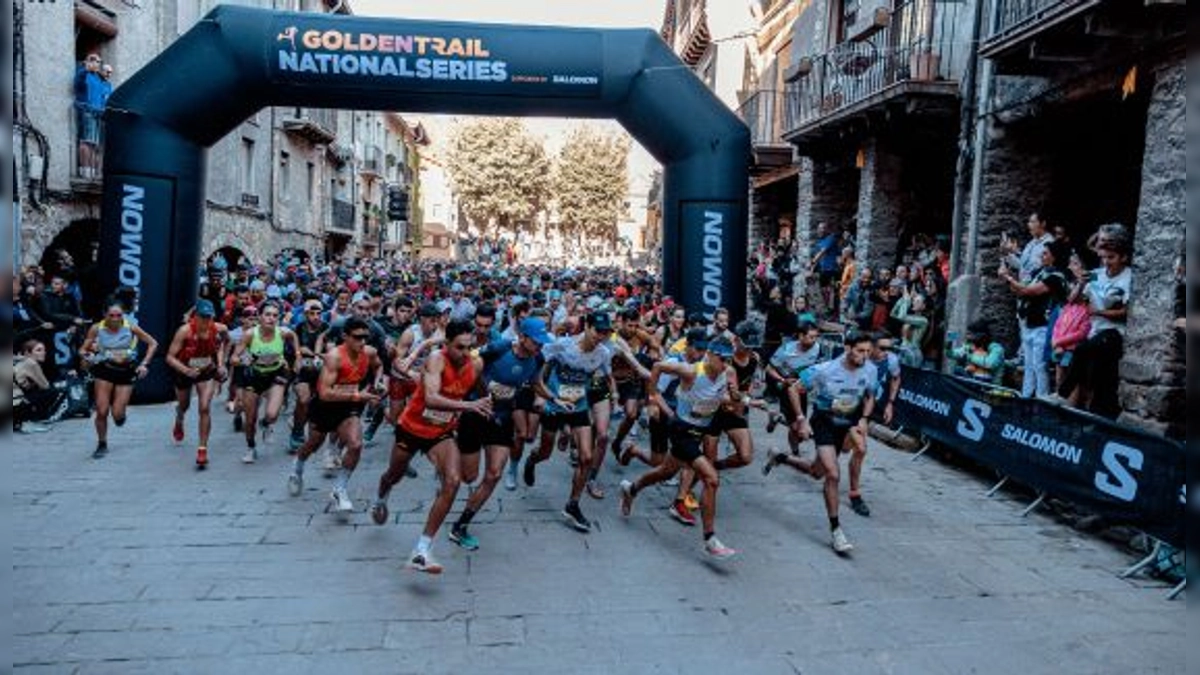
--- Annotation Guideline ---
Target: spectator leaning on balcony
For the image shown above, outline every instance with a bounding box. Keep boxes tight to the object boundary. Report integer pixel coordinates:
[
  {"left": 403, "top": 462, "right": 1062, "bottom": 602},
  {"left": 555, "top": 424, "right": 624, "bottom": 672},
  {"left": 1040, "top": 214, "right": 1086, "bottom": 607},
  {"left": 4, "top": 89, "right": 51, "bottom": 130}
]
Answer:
[
  {"left": 73, "top": 53, "right": 106, "bottom": 179},
  {"left": 1002, "top": 238, "right": 1070, "bottom": 398}
]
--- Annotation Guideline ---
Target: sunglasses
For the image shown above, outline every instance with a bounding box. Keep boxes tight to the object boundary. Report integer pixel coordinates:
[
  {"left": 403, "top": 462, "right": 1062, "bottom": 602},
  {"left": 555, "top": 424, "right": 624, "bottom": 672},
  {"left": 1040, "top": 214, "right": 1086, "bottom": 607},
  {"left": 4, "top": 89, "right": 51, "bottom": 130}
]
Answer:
[{"left": 348, "top": 333, "right": 371, "bottom": 341}]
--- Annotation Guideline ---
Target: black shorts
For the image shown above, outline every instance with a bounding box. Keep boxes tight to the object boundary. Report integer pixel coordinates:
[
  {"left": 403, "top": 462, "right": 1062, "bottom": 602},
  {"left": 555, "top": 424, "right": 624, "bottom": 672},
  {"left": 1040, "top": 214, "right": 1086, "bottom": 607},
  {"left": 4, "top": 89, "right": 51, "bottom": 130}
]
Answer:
[
  {"left": 587, "top": 384, "right": 611, "bottom": 406},
  {"left": 245, "top": 368, "right": 290, "bottom": 395},
  {"left": 457, "top": 411, "right": 516, "bottom": 454},
  {"left": 173, "top": 368, "right": 216, "bottom": 391},
  {"left": 92, "top": 361, "right": 138, "bottom": 386},
  {"left": 780, "top": 390, "right": 809, "bottom": 424},
  {"left": 819, "top": 270, "right": 839, "bottom": 288},
  {"left": 542, "top": 410, "right": 591, "bottom": 433},
  {"left": 616, "top": 379, "right": 645, "bottom": 405},
  {"left": 514, "top": 387, "right": 539, "bottom": 412},
  {"left": 394, "top": 424, "right": 455, "bottom": 455},
  {"left": 668, "top": 420, "right": 708, "bottom": 464},
  {"left": 706, "top": 408, "right": 748, "bottom": 436},
  {"left": 295, "top": 367, "right": 321, "bottom": 388},
  {"left": 810, "top": 412, "right": 857, "bottom": 452},
  {"left": 309, "top": 398, "right": 365, "bottom": 434}
]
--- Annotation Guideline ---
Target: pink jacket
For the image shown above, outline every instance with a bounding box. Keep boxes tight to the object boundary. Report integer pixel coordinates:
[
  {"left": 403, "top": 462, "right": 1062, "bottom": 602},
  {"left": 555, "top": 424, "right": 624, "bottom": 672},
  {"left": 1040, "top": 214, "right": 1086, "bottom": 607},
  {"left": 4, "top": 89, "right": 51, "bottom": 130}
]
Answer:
[{"left": 1052, "top": 303, "right": 1091, "bottom": 351}]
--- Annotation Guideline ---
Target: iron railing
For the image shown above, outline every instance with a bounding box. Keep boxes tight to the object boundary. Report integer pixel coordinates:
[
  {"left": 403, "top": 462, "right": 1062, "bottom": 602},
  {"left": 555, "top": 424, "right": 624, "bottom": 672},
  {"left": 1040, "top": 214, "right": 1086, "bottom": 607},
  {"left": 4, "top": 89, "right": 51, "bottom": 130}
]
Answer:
[
  {"left": 330, "top": 198, "right": 355, "bottom": 232},
  {"left": 737, "top": 88, "right": 796, "bottom": 146},
  {"left": 987, "top": 0, "right": 1088, "bottom": 39},
  {"left": 789, "top": 0, "right": 961, "bottom": 131}
]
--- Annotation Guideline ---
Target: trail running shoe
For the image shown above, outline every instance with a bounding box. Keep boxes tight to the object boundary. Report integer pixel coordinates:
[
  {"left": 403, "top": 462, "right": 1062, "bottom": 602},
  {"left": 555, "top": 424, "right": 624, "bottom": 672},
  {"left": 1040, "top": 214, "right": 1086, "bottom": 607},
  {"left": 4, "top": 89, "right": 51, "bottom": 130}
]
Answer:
[
  {"left": 370, "top": 500, "right": 389, "bottom": 525},
  {"left": 831, "top": 527, "right": 854, "bottom": 555},
  {"left": 287, "top": 472, "right": 303, "bottom": 497},
  {"left": 704, "top": 536, "right": 738, "bottom": 560},
  {"left": 562, "top": 503, "right": 591, "bottom": 533},
  {"left": 331, "top": 487, "right": 354, "bottom": 513},
  {"left": 668, "top": 501, "right": 697, "bottom": 527},
  {"left": 523, "top": 460, "right": 537, "bottom": 487},
  {"left": 173, "top": 417, "right": 185, "bottom": 444},
  {"left": 92, "top": 442, "right": 108, "bottom": 459},
  {"left": 448, "top": 526, "right": 480, "bottom": 551},
  {"left": 766, "top": 411, "right": 784, "bottom": 434},
  {"left": 504, "top": 462, "right": 519, "bottom": 491},
  {"left": 586, "top": 479, "right": 606, "bottom": 500},
  {"left": 195, "top": 447, "right": 208, "bottom": 470},
  {"left": 850, "top": 496, "right": 871, "bottom": 518},
  {"left": 407, "top": 551, "right": 444, "bottom": 575},
  {"left": 683, "top": 492, "right": 700, "bottom": 512},
  {"left": 619, "top": 480, "right": 635, "bottom": 517},
  {"left": 762, "top": 448, "right": 784, "bottom": 476},
  {"left": 242, "top": 447, "right": 257, "bottom": 464}
]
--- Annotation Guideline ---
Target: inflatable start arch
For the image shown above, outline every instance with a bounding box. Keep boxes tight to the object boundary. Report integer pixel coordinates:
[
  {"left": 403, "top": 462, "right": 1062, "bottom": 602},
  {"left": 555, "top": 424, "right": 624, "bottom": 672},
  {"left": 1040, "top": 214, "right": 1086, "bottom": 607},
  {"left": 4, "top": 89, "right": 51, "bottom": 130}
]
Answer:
[{"left": 98, "top": 5, "right": 750, "bottom": 400}]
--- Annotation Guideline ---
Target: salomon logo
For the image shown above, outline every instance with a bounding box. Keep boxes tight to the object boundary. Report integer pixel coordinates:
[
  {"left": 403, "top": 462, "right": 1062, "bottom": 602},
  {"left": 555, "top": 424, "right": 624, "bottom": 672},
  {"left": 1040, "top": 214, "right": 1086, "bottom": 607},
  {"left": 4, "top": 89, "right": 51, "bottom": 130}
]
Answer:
[
  {"left": 118, "top": 184, "right": 145, "bottom": 288},
  {"left": 702, "top": 210, "right": 723, "bottom": 311}
]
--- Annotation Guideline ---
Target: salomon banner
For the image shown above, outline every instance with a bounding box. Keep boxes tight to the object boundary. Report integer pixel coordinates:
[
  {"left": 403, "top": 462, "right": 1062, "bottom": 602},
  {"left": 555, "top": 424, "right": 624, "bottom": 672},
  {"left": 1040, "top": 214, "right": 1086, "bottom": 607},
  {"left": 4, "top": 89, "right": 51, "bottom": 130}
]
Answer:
[
  {"left": 678, "top": 201, "right": 742, "bottom": 319},
  {"left": 892, "top": 366, "right": 1185, "bottom": 548}
]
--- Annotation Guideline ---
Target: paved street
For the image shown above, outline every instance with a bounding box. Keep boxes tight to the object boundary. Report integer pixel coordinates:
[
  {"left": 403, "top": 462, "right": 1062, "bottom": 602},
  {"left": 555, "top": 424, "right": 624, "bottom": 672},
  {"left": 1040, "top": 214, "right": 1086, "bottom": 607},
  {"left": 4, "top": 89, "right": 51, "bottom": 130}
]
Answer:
[{"left": 13, "top": 403, "right": 1184, "bottom": 674}]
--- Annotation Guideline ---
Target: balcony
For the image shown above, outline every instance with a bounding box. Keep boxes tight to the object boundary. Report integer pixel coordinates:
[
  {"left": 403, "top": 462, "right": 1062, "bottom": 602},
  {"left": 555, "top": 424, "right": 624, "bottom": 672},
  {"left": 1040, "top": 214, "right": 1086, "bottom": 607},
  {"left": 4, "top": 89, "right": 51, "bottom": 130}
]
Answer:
[
  {"left": 282, "top": 107, "right": 336, "bottom": 144},
  {"left": 979, "top": 0, "right": 1184, "bottom": 76},
  {"left": 330, "top": 198, "right": 355, "bottom": 233},
  {"left": 71, "top": 105, "right": 104, "bottom": 192},
  {"left": 359, "top": 144, "right": 384, "bottom": 179},
  {"left": 663, "top": 0, "right": 712, "bottom": 66},
  {"left": 783, "top": 0, "right": 963, "bottom": 152},
  {"left": 735, "top": 89, "right": 796, "bottom": 176}
]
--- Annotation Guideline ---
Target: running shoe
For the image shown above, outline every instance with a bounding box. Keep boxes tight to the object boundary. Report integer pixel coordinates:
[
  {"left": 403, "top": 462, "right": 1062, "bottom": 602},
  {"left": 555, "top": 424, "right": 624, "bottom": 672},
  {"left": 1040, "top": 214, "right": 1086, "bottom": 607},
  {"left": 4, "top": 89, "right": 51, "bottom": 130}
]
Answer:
[
  {"left": 523, "top": 460, "right": 537, "bottom": 487},
  {"left": 562, "top": 503, "right": 591, "bottom": 533},
  {"left": 683, "top": 492, "right": 700, "bottom": 512},
  {"left": 288, "top": 430, "right": 305, "bottom": 454},
  {"left": 762, "top": 448, "right": 784, "bottom": 476},
  {"left": 173, "top": 417, "right": 185, "bottom": 444},
  {"left": 766, "top": 411, "right": 784, "bottom": 434},
  {"left": 261, "top": 423, "right": 274, "bottom": 445},
  {"left": 92, "top": 442, "right": 108, "bottom": 459},
  {"left": 664, "top": 475, "right": 680, "bottom": 487},
  {"left": 407, "top": 550, "right": 444, "bottom": 575},
  {"left": 850, "top": 496, "right": 871, "bottom": 518},
  {"left": 617, "top": 443, "right": 636, "bottom": 467},
  {"left": 242, "top": 447, "right": 257, "bottom": 464},
  {"left": 619, "top": 480, "right": 635, "bottom": 517},
  {"left": 287, "top": 472, "right": 303, "bottom": 497},
  {"left": 331, "top": 487, "right": 354, "bottom": 513},
  {"left": 322, "top": 446, "right": 340, "bottom": 477},
  {"left": 586, "top": 479, "right": 606, "bottom": 500},
  {"left": 668, "top": 501, "right": 697, "bottom": 527},
  {"left": 704, "top": 536, "right": 738, "bottom": 560},
  {"left": 195, "top": 447, "right": 208, "bottom": 470},
  {"left": 370, "top": 500, "right": 389, "bottom": 525},
  {"left": 18, "top": 423, "right": 51, "bottom": 434},
  {"left": 831, "top": 527, "right": 854, "bottom": 554},
  {"left": 503, "top": 462, "right": 519, "bottom": 491},
  {"left": 448, "top": 526, "right": 480, "bottom": 551}
]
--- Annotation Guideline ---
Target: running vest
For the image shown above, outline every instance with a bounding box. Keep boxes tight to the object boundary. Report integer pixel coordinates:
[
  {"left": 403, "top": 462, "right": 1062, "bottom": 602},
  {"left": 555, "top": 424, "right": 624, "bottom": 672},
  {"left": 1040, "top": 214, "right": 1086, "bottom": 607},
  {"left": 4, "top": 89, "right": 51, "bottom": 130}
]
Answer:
[
  {"left": 323, "top": 344, "right": 370, "bottom": 399},
  {"left": 249, "top": 327, "right": 285, "bottom": 372},
  {"left": 675, "top": 364, "right": 728, "bottom": 428},
  {"left": 94, "top": 320, "right": 137, "bottom": 364},
  {"left": 399, "top": 351, "right": 477, "bottom": 439},
  {"left": 178, "top": 319, "right": 220, "bottom": 370}
]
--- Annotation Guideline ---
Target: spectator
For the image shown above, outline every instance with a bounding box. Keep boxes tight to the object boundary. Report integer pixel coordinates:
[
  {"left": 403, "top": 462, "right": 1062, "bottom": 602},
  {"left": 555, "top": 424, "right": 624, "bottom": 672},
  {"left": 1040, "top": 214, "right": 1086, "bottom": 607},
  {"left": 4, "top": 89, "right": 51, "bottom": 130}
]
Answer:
[
  {"left": 39, "top": 275, "right": 88, "bottom": 333},
  {"left": 1016, "top": 212, "right": 1055, "bottom": 283},
  {"left": 14, "top": 275, "right": 55, "bottom": 344},
  {"left": 890, "top": 288, "right": 930, "bottom": 368},
  {"left": 1050, "top": 255, "right": 1092, "bottom": 391},
  {"left": 72, "top": 53, "right": 106, "bottom": 179},
  {"left": 1059, "top": 225, "right": 1133, "bottom": 419},
  {"left": 14, "top": 340, "right": 62, "bottom": 433},
  {"left": 838, "top": 246, "right": 857, "bottom": 307},
  {"left": 809, "top": 222, "right": 842, "bottom": 319},
  {"left": 843, "top": 266, "right": 876, "bottom": 329},
  {"left": 949, "top": 320, "right": 1006, "bottom": 384},
  {"left": 1002, "top": 238, "right": 1069, "bottom": 398}
]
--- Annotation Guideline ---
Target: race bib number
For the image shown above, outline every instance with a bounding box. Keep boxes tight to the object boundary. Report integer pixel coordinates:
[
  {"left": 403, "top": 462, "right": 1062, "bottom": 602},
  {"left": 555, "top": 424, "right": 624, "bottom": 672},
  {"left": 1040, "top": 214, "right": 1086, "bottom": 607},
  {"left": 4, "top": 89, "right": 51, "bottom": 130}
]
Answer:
[
  {"left": 187, "top": 357, "right": 213, "bottom": 369},
  {"left": 299, "top": 358, "right": 317, "bottom": 370},
  {"left": 255, "top": 353, "right": 281, "bottom": 367},
  {"left": 831, "top": 395, "right": 859, "bottom": 416},
  {"left": 333, "top": 384, "right": 359, "bottom": 394},
  {"left": 422, "top": 408, "right": 456, "bottom": 426},
  {"left": 488, "top": 382, "right": 516, "bottom": 401},
  {"left": 691, "top": 399, "right": 721, "bottom": 419},
  {"left": 106, "top": 349, "right": 130, "bottom": 364},
  {"left": 558, "top": 384, "right": 586, "bottom": 402}
]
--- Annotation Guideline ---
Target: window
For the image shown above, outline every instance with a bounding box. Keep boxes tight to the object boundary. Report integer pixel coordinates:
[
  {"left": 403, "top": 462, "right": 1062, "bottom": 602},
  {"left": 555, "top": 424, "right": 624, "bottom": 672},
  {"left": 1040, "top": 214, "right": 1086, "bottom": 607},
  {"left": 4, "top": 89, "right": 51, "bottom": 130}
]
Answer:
[
  {"left": 306, "top": 161, "right": 316, "bottom": 205},
  {"left": 279, "top": 151, "right": 291, "bottom": 200},
  {"left": 241, "top": 138, "right": 256, "bottom": 196}
]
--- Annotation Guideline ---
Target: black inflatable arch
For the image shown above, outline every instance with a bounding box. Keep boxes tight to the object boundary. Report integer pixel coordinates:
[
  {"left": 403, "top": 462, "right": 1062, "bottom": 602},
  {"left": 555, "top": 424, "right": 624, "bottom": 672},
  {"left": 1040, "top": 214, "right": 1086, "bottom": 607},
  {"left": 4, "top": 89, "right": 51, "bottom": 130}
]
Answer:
[{"left": 98, "top": 5, "right": 750, "bottom": 401}]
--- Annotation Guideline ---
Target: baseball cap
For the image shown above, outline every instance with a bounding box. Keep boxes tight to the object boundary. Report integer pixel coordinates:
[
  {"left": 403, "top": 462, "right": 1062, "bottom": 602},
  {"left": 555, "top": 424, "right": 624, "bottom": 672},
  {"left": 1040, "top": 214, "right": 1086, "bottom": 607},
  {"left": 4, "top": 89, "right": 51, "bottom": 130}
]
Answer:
[
  {"left": 707, "top": 337, "right": 735, "bottom": 358},
  {"left": 518, "top": 317, "right": 552, "bottom": 345},
  {"left": 451, "top": 282, "right": 465, "bottom": 293},
  {"left": 304, "top": 299, "right": 324, "bottom": 313},
  {"left": 195, "top": 299, "right": 216, "bottom": 318},
  {"left": 418, "top": 302, "right": 440, "bottom": 318},
  {"left": 587, "top": 311, "right": 614, "bottom": 332},
  {"left": 685, "top": 328, "right": 709, "bottom": 351}
]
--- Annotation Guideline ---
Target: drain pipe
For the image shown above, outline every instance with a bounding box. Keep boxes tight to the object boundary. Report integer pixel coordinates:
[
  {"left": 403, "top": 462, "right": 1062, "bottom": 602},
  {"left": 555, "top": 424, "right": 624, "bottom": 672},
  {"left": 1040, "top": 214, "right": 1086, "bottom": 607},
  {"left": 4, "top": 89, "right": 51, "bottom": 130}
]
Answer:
[{"left": 948, "top": 0, "right": 991, "bottom": 280}]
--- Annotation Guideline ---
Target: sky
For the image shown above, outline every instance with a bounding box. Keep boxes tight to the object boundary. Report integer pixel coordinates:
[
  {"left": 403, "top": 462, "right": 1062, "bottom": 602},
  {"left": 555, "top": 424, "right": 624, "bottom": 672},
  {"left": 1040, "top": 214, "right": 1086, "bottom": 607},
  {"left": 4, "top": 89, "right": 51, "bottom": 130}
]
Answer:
[{"left": 349, "top": 0, "right": 667, "bottom": 193}]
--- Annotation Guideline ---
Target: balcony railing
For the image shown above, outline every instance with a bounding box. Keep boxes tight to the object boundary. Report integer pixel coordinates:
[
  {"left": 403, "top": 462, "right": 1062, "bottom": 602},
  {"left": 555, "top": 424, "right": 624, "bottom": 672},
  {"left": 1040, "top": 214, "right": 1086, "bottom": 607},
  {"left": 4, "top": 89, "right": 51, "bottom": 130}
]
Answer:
[
  {"left": 73, "top": 104, "right": 104, "bottom": 182},
  {"left": 359, "top": 144, "right": 384, "bottom": 178},
  {"left": 330, "top": 197, "right": 355, "bottom": 232},
  {"left": 988, "top": 0, "right": 1089, "bottom": 39},
  {"left": 737, "top": 89, "right": 793, "bottom": 147},
  {"left": 789, "top": 0, "right": 961, "bottom": 131},
  {"left": 282, "top": 107, "right": 337, "bottom": 144}
]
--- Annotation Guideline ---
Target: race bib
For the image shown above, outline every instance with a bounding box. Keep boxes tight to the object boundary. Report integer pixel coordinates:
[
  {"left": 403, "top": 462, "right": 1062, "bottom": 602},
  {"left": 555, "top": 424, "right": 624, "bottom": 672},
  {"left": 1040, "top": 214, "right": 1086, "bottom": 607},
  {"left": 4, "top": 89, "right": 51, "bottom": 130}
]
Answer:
[
  {"left": 691, "top": 399, "right": 721, "bottom": 419},
  {"left": 187, "top": 357, "right": 213, "bottom": 369},
  {"left": 255, "top": 353, "right": 281, "bottom": 367},
  {"left": 488, "top": 382, "right": 516, "bottom": 401},
  {"left": 422, "top": 408, "right": 456, "bottom": 426},
  {"left": 106, "top": 349, "right": 130, "bottom": 364},
  {"left": 299, "top": 358, "right": 317, "bottom": 370},
  {"left": 558, "top": 384, "right": 586, "bottom": 402},
  {"left": 831, "top": 395, "right": 859, "bottom": 416},
  {"left": 333, "top": 384, "right": 359, "bottom": 394}
]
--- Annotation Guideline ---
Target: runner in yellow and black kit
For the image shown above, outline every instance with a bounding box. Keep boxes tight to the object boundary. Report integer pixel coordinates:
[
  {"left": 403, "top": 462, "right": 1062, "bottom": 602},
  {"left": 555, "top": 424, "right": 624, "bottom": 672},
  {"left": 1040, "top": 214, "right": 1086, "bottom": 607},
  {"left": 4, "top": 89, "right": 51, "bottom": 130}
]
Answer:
[{"left": 231, "top": 302, "right": 300, "bottom": 464}]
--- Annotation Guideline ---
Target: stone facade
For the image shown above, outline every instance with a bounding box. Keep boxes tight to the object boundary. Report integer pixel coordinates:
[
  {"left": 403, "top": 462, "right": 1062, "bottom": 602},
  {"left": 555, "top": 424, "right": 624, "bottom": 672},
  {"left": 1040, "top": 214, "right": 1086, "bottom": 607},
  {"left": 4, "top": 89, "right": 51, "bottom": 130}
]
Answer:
[
  {"left": 1118, "top": 58, "right": 1185, "bottom": 438},
  {"left": 855, "top": 138, "right": 904, "bottom": 275},
  {"left": 793, "top": 155, "right": 859, "bottom": 299}
]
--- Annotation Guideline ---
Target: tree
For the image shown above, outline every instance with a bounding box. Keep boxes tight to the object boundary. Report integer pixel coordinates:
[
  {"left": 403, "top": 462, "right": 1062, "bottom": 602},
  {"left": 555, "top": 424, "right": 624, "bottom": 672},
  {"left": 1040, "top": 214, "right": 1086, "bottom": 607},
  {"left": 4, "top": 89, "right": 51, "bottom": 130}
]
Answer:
[
  {"left": 445, "top": 118, "right": 550, "bottom": 236},
  {"left": 552, "top": 127, "right": 631, "bottom": 250}
]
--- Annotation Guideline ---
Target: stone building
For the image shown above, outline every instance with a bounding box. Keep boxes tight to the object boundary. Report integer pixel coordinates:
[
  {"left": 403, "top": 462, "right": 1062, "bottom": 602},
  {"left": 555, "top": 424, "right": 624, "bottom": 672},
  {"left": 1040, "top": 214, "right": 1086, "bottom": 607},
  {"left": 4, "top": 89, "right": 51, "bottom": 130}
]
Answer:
[
  {"left": 956, "top": 0, "right": 1185, "bottom": 437},
  {"left": 13, "top": 0, "right": 426, "bottom": 285}
]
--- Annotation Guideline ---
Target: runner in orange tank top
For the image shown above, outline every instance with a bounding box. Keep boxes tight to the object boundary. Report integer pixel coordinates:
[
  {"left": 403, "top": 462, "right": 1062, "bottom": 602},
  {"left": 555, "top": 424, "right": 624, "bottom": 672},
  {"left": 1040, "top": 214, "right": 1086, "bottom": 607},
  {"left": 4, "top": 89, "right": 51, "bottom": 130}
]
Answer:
[
  {"left": 372, "top": 319, "right": 492, "bottom": 575},
  {"left": 165, "top": 300, "right": 230, "bottom": 469},
  {"left": 287, "top": 317, "right": 383, "bottom": 516}
]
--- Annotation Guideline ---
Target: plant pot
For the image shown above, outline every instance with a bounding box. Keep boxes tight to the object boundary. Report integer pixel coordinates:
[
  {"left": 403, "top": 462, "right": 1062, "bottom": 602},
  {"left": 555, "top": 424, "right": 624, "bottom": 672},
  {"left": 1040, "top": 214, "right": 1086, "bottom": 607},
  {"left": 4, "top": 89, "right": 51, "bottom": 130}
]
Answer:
[{"left": 909, "top": 51, "right": 941, "bottom": 81}]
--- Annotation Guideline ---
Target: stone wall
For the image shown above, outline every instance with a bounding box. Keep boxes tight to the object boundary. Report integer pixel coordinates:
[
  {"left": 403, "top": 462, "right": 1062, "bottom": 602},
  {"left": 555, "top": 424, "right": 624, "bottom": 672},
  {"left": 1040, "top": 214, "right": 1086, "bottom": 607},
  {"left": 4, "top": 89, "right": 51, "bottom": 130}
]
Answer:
[
  {"left": 1118, "top": 58, "right": 1185, "bottom": 439},
  {"left": 203, "top": 205, "right": 324, "bottom": 267},
  {"left": 794, "top": 154, "right": 858, "bottom": 299},
  {"left": 855, "top": 138, "right": 905, "bottom": 274}
]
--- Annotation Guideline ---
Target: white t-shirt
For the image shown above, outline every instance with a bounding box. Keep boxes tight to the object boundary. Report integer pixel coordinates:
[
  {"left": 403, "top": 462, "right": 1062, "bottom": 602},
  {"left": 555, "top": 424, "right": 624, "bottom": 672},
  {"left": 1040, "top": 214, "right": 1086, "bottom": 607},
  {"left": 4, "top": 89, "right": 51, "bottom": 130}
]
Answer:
[{"left": 1085, "top": 266, "right": 1132, "bottom": 337}]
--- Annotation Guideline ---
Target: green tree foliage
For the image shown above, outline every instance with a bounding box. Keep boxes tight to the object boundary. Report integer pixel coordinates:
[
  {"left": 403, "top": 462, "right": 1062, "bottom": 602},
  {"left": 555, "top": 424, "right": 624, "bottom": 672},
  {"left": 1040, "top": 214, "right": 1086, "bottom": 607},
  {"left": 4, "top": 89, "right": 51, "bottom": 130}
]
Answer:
[
  {"left": 446, "top": 118, "right": 550, "bottom": 235},
  {"left": 553, "top": 127, "right": 631, "bottom": 247}
]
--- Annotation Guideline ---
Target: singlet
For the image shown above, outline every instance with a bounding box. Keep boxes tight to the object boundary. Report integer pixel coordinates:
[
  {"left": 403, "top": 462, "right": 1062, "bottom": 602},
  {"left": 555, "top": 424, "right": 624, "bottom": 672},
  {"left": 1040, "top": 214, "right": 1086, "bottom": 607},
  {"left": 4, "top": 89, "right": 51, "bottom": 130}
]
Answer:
[
  {"left": 95, "top": 320, "right": 137, "bottom": 365},
  {"left": 321, "top": 344, "right": 370, "bottom": 400},
  {"left": 731, "top": 352, "right": 760, "bottom": 395},
  {"left": 294, "top": 320, "right": 327, "bottom": 371},
  {"left": 870, "top": 352, "right": 901, "bottom": 400},
  {"left": 398, "top": 351, "right": 478, "bottom": 439},
  {"left": 770, "top": 340, "right": 822, "bottom": 378},
  {"left": 675, "top": 363, "right": 729, "bottom": 428},
  {"left": 542, "top": 336, "right": 612, "bottom": 414},
  {"left": 610, "top": 332, "right": 652, "bottom": 383},
  {"left": 809, "top": 358, "right": 879, "bottom": 425},
  {"left": 476, "top": 340, "right": 543, "bottom": 419},
  {"left": 249, "top": 327, "right": 285, "bottom": 372},
  {"left": 178, "top": 319, "right": 219, "bottom": 369}
]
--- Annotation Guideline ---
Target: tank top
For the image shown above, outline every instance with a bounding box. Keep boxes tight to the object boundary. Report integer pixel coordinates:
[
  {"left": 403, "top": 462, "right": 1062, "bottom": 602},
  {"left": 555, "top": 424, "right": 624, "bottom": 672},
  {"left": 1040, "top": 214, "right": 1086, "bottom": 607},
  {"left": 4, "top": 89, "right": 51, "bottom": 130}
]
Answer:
[
  {"left": 178, "top": 319, "right": 220, "bottom": 369},
  {"left": 731, "top": 352, "right": 759, "bottom": 394},
  {"left": 675, "top": 364, "right": 728, "bottom": 428},
  {"left": 95, "top": 320, "right": 137, "bottom": 365},
  {"left": 323, "top": 344, "right": 369, "bottom": 399},
  {"left": 249, "top": 327, "right": 285, "bottom": 372},
  {"left": 399, "top": 351, "right": 477, "bottom": 439}
]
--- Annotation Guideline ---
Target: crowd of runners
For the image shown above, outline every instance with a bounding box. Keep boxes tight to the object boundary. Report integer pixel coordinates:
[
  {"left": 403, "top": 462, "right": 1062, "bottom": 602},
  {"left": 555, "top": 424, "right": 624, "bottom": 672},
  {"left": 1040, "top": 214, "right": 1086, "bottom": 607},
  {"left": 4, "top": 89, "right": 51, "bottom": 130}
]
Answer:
[{"left": 81, "top": 256, "right": 903, "bottom": 574}]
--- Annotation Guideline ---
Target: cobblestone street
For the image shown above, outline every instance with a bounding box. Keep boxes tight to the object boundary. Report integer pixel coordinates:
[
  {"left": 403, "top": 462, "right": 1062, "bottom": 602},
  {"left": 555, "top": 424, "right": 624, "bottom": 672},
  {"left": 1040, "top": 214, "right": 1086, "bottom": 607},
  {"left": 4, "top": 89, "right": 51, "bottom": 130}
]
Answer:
[{"left": 12, "top": 404, "right": 1185, "bottom": 674}]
